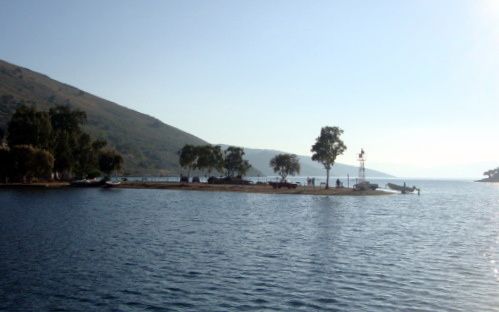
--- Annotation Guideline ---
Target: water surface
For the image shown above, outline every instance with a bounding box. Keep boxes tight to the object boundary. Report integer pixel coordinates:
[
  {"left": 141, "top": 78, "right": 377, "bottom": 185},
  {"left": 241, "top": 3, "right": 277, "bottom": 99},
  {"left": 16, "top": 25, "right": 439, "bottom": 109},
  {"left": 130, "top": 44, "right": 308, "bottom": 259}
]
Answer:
[{"left": 0, "top": 180, "right": 498, "bottom": 311}]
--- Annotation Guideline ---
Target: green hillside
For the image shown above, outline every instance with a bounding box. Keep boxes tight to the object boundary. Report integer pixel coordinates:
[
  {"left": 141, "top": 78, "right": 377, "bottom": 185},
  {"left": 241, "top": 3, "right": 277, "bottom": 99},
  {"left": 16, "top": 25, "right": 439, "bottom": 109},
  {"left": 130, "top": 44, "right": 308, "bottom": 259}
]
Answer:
[{"left": 0, "top": 59, "right": 207, "bottom": 175}]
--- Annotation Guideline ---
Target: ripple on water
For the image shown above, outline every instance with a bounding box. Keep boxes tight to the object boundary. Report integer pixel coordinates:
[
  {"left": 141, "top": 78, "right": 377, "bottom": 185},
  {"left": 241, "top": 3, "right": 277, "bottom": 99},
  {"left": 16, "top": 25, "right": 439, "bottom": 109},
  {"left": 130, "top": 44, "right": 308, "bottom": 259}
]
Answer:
[{"left": 0, "top": 182, "right": 498, "bottom": 311}]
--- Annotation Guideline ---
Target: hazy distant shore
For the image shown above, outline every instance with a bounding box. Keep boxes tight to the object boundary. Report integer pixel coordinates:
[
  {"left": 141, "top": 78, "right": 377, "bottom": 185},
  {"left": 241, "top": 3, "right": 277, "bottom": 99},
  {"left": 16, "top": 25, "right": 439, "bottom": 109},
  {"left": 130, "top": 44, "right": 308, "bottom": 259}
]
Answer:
[
  {"left": 476, "top": 177, "right": 499, "bottom": 182},
  {"left": 117, "top": 182, "right": 390, "bottom": 196}
]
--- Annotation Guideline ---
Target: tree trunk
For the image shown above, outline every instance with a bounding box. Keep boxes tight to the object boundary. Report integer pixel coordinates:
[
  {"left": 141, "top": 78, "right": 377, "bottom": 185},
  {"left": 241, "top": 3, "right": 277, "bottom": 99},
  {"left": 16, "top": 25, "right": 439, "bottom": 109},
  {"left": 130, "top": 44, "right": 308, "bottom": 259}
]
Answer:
[{"left": 325, "top": 168, "right": 330, "bottom": 189}]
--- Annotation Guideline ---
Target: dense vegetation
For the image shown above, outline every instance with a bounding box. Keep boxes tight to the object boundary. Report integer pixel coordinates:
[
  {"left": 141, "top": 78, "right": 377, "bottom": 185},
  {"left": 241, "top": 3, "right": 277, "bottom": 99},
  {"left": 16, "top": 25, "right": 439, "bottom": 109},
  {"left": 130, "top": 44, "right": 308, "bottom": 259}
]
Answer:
[
  {"left": 178, "top": 144, "right": 251, "bottom": 179},
  {"left": 0, "top": 59, "right": 206, "bottom": 175},
  {"left": 0, "top": 105, "right": 122, "bottom": 183}
]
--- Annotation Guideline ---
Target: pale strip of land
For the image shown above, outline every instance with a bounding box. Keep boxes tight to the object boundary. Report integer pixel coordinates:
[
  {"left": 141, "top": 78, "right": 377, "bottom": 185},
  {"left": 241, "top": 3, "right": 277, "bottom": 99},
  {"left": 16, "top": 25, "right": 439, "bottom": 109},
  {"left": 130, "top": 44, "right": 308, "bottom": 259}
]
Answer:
[{"left": 117, "top": 182, "right": 390, "bottom": 196}]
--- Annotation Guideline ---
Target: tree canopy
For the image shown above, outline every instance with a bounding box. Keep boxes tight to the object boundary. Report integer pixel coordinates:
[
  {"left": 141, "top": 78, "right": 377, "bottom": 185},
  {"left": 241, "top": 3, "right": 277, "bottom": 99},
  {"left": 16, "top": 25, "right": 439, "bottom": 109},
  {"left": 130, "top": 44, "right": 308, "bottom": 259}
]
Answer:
[
  {"left": 311, "top": 126, "right": 346, "bottom": 189},
  {"left": 195, "top": 145, "right": 224, "bottom": 176},
  {"left": 98, "top": 149, "right": 123, "bottom": 177},
  {"left": 1, "top": 104, "right": 120, "bottom": 183},
  {"left": 178, "top": 144, "right": 251, "bottom": 179},
  {"left": 7, "top": 105, "right": 52, "bottom": 150},
  {"left": 224, "top": 146, "right": 251, "bottom": 177},
  {"left": 270, "top": 153, "right": 300, "bottom": 182}
]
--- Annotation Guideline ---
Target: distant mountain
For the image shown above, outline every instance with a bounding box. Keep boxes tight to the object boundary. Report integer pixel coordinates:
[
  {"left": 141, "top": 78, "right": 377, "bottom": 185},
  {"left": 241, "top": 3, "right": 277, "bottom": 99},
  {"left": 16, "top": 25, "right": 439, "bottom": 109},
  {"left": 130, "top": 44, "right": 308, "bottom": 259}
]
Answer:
[
  {"left": 0, "top": 59, "right": 210, "bottom": 175},
  {"left": 222, "top": 146, "right": 393, "bottom": 178}
]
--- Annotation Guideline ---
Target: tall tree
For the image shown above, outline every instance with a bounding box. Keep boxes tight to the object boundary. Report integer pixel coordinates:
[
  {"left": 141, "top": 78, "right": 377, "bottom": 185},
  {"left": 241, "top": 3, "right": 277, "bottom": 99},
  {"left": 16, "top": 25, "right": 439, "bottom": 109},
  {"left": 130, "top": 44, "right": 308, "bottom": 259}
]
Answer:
[
  {"left": 270, "top": 153, "right": 301, "bottom": 182},
  {"left": 0, "top": 147, "right": 13, "bottom": 183},
  {"left": 73, "top": 133, "right": 98, "bottom": 179},
  {"left": 9, "top": 145, "right": 36, "bottom": 183},
  {"left": 196, "top": 145, "right": 224, "bottom": 176},
  {"left": 49, "top": 105, "right": 87, "bottom": 178},
  {"left": 7, "top": 105, "right": 52, "bottom": 149},
  {"left": 49, "top": 105, "right": 86, "bottom": 133},
  {"left": 224, "top": 146, "right": 251, "bottom": 177},
  {"left": 31, "top": 149, "right": 55, "bottom": 179},
  {"left": 98, "top": 149, "right": 123, "bottom": 177},
  {"left": 178, "top": 144, "right": 198, "bottom": 177},
  {"left": 311, "top": 126, "right": 346, "bottom": 189}
]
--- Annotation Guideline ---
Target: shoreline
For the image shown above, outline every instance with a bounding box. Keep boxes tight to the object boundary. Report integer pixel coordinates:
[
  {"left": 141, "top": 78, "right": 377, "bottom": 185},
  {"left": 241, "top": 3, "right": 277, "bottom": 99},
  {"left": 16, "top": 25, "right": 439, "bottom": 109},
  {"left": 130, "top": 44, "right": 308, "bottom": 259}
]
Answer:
[
  {"left": 0, "top": 181, "right": 391, "bottom": 196},
  {"left": 117, "top": 182, "right": 391, "bottom": 196}
]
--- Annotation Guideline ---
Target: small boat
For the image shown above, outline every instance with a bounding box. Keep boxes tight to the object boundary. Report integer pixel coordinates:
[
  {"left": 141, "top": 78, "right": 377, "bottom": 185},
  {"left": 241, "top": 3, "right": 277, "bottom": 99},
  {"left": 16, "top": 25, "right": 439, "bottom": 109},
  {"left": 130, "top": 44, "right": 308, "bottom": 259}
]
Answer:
[
  {"left": 103, "top": 180, "right": 121, "bottom": 188},
  {"left": 71, "top": 178, "right": 105, "bottom": 187},
  {"left": 386, "top": 182, "right": 418, "bottom": 194}
]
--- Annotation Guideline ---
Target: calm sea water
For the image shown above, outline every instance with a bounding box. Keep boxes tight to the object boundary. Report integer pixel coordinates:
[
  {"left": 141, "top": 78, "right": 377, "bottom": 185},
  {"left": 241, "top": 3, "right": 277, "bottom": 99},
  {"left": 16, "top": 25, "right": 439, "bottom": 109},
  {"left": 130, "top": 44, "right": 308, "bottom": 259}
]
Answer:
[{"left": 0, "top": 180, "right": 498, "bottom": 311}]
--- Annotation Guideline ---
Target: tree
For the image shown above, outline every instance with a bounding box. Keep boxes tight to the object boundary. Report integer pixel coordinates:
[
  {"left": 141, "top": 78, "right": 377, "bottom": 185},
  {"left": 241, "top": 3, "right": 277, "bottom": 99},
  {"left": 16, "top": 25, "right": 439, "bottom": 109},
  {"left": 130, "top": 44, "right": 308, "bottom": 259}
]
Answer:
[
  {"left": 0, "top": 127, "right": 4, "bottom": 144},
  {"left": 196, "top": 145, "right": 224, "bottom": 176},
  {"left": 31, "top": 149, "right": 55, "bottom": 179},
  {"left": 8, "top": 145, "right": 54, "bottom": 182},
  {"left": 98, "top": 149, "right": 123, "bottom": 177},
  {"left": 7, "top": 105, "right": 52, "bottom": 149},
  {"left": 49, "top": 105, "right": 87, "bottom": 178},
  {"left": 49, "top": 105, "right": 86, "bottom": 133},
  {"left": 270, "top": 153, "right": 301, "bottom": 182},
  {"left": 0, "top": 147, "right": 13, "bottom": 183},
  {"left": 224, "top": 146, "right": 251, "bottom": 177},
  {"left": 52, "top": 130, "right": 73, "bottom": 179},
  {"left": 311, "top": 126, "right": 347, "bottom": 189},
  {"left": 73, "top": 133, "right": 95, "bottom": 179},
  {"left": 178, "top": 144, "right": 198, "bottom": 177},
  {"left": 484, "top": 168, "right": 499, "bottom": 179}
]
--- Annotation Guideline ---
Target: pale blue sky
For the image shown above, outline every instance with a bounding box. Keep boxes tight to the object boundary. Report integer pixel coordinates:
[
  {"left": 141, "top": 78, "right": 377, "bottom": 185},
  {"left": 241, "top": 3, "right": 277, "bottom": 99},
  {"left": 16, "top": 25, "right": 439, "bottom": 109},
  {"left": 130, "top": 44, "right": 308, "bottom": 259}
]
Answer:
[{"left": 1, "top": 0, "right": 499, "bottom": 178}]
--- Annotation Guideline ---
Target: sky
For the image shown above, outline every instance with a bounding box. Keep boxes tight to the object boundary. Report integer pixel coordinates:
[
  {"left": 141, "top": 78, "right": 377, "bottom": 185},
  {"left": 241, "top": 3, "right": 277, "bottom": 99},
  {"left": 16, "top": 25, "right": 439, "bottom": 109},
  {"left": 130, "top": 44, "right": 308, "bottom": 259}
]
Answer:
[{"left": 1, "top": 0, "right": 499, "bottom": 178}]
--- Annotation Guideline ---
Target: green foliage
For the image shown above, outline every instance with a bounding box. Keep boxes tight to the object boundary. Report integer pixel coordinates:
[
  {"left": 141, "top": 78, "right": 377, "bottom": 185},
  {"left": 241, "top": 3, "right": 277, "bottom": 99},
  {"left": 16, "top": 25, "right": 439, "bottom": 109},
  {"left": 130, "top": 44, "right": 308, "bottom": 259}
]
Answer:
[
  {"left": 224, "top": 146, "right": 251, "bottom": 177},
  {"left": 8, "top": 145, "right": 54, "bottom": 182},
  {"left": 178, "top": 144, "right": 252, "bottom": 178},
  {"left": 49, "top": 105, "right": 86, "bottom": 132},
  {"left": 179, "top": 144, "right": 198, "bottom": 177},
  {"left": 270, "top": 153, "right": 300, "bottom": 182},
  {"left": 0, "top": 147, "right": 13, "bottom": 182},
  {"left": 1, "top": 103, "right": 116, "bottom": 181},
  {"left": 32, "top": 148, "right": 55, "bottom": 178},
  {"left": 7, "top": 105, "right": 52, "bottom": 149},
  {"left": 99, "top": 149, "right": 123, "bottom": 176},
  {"left": 195, "top": 145, "right": 224, "bottom": 176},
  {"left": 311, "top": 126, "right": 347, "bottom": 189}
]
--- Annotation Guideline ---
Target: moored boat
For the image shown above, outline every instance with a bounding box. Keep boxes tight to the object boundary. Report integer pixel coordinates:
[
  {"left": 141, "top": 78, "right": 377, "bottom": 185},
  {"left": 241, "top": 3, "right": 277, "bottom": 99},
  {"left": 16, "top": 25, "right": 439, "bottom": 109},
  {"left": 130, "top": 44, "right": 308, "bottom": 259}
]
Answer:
[
  {"left": 386, "top": 182, "right": 418, "bottom": 194},
  {"left": 103, "top": 180, "right": 121, "bottom": 188}
]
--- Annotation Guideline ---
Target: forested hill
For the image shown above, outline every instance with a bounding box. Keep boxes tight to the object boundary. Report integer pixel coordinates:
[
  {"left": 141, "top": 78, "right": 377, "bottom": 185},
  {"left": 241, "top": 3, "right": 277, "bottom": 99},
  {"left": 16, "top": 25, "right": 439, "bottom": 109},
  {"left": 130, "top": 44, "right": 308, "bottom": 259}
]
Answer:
[{"left": 0, "top": 59, "right": 207, "bottom": 175}]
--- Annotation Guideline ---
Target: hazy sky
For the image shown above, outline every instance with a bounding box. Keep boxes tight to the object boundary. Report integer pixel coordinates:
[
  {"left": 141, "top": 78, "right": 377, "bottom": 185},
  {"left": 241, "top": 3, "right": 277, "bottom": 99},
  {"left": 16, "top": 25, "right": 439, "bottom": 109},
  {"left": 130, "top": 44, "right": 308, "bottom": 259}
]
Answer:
[{"left": 1, "top": 0, "right": 499, "bottom": 178}]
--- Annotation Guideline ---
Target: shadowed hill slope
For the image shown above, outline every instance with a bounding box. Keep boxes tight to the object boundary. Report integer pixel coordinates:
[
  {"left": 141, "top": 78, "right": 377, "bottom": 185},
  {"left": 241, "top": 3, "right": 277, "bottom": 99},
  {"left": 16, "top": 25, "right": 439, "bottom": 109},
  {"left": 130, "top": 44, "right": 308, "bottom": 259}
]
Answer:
[{"left": 0, "top": 59, "right": 207, "bottom": 175}]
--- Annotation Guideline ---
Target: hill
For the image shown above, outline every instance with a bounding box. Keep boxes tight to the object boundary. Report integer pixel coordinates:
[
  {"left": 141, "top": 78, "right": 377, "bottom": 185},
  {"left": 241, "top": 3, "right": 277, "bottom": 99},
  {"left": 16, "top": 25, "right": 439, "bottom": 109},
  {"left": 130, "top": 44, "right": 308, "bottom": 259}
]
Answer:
[
  {"left": 0, "top": 59, "right": 391, "bottom": 178},
  {"left": 0, "top": 59, "right": 211, "bottom": 175},
  {"left": 222, "top": 146, "right": 393, "bottom": 177}
]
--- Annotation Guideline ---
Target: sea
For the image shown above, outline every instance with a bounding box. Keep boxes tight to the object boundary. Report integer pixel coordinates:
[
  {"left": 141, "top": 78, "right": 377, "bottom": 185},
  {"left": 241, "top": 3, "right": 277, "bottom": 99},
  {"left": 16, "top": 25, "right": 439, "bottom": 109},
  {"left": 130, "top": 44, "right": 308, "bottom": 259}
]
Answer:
[{"left": 0, "top": 179, "right": 498, "bottom": 311}]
